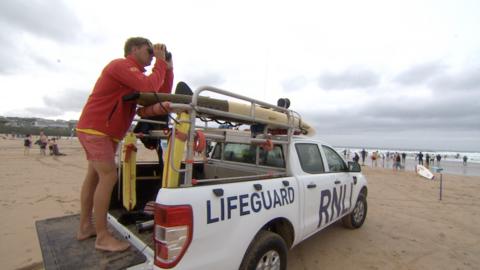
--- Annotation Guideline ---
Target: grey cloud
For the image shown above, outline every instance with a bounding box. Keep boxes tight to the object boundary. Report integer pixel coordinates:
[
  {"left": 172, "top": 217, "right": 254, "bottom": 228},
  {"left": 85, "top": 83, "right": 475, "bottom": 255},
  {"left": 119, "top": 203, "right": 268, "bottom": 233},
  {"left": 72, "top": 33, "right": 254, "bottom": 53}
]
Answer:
[
  {"left": 281, "top": 76, "right": 308, "bottom": 92},
  {"left": 318, "top": 67, "right": 380, "bottom": 90},
  {"left": 394, "top": 62, "right": 480, "bottom": 92},
  {"left": 0, "top": 27, "right": 23, "bottom": 74},
  {"left": 429, "top": 67, "right": 480, "bottom": 92},
  {"left": 394, "top": 61, "right": 447, "bottom": 85},
  {"left": 24, "top": 107, "right": 63, "bottom": 118},
  {"left": 362, "top": 93, "right": 480, "bottom": 119},
  {"left": 319, "top": 130, "right": 480, "bottom": 152},
  {"left": 304, "top": 92, "right": 480, "bottom": 133},
  {"left": 305, "top": 110, "right": 479, "bottom": 137},
  {"left": 22, "top": 89, "right": 88, "bottom": 118},
  {"left": 187, "top": 72, "right": 226, "bottom": 89},
  {"left": 0, "top": 1, "right": 85, "bottom": 74},
  {"left": 29, "top": 54, "right": 62, "bottom": 71},
  {"left": 42, "top": 89, "right": 89, "bottom": 112},
  {"left": 0, "top": 0, "right": 82, "bottom": 42},
  {"left": 301, "top": 61, "right": 480, "bottom": 151}
]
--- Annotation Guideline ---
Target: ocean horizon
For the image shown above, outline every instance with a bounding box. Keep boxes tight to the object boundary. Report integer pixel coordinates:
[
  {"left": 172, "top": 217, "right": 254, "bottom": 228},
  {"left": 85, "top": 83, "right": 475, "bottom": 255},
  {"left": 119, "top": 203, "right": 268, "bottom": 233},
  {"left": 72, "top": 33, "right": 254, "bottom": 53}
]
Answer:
[{"left": 334, "top": 146, "right": 480, "bottom": 164}]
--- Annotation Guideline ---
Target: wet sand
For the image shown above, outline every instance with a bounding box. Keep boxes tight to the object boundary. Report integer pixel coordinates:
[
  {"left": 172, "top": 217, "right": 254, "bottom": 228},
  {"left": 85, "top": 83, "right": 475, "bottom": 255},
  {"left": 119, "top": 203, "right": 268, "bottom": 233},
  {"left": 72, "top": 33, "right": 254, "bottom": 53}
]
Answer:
[{"left": 0, "top": 138, "right": 479, "bottom": 270}]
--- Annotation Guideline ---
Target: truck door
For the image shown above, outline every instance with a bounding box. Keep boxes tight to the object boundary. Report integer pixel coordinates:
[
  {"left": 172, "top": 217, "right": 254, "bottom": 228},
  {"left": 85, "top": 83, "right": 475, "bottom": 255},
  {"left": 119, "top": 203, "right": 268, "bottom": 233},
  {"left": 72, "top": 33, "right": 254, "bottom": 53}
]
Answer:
[
  {"left": 294, "top": 143, "right": 335, "bottom": 239},
  {"left": 321, "top": 145, "right": 354, "bottom": 223}
]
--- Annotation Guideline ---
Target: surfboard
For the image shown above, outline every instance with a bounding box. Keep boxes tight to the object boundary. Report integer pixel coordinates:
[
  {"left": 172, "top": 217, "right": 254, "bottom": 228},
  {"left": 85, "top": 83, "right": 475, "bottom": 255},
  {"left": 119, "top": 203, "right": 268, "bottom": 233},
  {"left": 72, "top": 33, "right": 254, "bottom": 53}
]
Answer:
[
  {"left": 124, "top": 92, "right": 315, "bottom": 136},
  {"left": 162, "top": 112, "right": 190, "bottom": 188},
  {"left": 122, "top": 132, "right": 137, "bottom": 210},
  {"left": 416, "top": 165, "right": 435, "bottom": 180}
]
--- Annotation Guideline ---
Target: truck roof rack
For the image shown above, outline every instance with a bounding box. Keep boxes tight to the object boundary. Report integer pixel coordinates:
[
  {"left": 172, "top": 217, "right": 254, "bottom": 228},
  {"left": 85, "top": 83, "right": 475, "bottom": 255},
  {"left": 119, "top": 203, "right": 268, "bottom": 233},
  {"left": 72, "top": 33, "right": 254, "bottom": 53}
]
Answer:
[{"left": 130, "top": 86, "right": 307, "bottom": 187}]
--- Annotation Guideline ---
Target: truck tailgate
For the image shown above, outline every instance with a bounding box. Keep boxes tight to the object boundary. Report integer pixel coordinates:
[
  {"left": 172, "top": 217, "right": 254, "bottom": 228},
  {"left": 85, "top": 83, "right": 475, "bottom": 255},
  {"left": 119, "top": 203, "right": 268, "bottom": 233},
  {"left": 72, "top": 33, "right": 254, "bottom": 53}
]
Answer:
[{"left": 35, "top": 214, "right": 146, "bottom": 270}]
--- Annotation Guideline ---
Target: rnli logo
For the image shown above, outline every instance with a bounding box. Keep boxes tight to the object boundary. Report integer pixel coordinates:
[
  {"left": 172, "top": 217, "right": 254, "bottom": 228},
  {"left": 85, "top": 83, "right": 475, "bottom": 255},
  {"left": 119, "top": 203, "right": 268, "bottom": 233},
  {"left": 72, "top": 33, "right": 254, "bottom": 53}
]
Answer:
[{"left": 129, "top": 67, "right": 139, "bottom": 72}]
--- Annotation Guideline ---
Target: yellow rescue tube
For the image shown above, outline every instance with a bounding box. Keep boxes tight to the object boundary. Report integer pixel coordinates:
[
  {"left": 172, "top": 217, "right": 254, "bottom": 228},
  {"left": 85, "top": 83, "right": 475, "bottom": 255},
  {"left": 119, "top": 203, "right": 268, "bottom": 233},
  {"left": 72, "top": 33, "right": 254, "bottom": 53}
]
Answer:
[
  {"left": 162, "top": 112, "right": 190, "bottom": 188},
  {"left": 122, "top": 132, "right": 137, "bottom": 210}
]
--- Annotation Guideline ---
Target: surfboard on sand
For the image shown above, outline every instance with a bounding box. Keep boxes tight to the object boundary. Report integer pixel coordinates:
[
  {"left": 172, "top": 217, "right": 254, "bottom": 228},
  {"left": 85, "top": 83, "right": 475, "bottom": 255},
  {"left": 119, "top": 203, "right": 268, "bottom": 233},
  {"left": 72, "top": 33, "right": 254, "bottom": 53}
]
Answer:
[
  {"left": 123, "top": 92, "right": 315, "bottom": 137},
  {"left": 416, "top": 165, "right": 435, "bottom": 180}
]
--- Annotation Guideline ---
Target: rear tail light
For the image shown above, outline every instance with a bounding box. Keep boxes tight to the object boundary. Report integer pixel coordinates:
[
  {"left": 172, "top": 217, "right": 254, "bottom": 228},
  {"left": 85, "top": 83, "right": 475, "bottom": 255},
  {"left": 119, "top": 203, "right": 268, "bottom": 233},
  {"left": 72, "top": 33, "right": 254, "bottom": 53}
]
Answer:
[{"left": 154, "top": 204, "right": 193, "bottom": 268}]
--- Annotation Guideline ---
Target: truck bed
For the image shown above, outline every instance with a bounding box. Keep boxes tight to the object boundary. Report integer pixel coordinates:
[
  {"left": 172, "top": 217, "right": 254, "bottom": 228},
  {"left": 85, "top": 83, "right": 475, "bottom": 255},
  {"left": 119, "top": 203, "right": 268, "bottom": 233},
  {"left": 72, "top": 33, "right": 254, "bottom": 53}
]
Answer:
[
  {"left": 108, "top": 208, "right": 155, "bottom": 249},
  {"left": 35, "top": 214, "right": 146, "bottom": 270}
]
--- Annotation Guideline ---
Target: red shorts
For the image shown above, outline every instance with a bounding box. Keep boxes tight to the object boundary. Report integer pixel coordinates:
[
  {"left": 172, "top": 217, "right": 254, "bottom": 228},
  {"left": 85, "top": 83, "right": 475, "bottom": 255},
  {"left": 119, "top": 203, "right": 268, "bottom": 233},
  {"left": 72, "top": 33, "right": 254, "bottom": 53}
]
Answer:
[{"left": 78, "top": 132, "right": 118, "bottom": 162}]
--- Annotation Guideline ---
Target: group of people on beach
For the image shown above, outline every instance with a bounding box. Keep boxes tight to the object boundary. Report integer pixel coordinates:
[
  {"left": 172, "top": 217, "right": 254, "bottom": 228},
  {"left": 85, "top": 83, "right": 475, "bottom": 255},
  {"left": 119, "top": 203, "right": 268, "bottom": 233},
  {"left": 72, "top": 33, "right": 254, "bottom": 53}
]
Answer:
[
  {"left": 23, "top": 131, "right": 65, "bottom": 156},
  {"left": 350, "top": 149, "right": 407, "bottom": 170},
  {"left": 348, "top": 148, "right": 471, "bottom": 170},
  {"left": 416, "top": 152, "right": 442, "bottom": 167},
  {"left": 416, "top": 152, "right": 469, "bottom": 167}
]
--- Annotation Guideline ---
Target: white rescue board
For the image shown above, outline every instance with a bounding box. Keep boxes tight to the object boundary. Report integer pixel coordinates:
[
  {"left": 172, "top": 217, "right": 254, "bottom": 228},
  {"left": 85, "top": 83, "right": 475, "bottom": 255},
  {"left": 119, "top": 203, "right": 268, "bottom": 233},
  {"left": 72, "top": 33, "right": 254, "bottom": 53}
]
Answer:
[{"left": 416, "top": 165, "right": 435, "bottom": 180}]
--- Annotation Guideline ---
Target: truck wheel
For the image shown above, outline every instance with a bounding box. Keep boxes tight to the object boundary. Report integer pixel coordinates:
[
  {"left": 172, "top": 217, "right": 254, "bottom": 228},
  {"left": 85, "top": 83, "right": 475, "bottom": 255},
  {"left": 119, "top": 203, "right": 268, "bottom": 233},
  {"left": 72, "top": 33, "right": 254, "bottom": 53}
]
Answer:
[
  {"left": 239, "top": 230, "right": 287, "bottom": 270},
  {"left": 342, "top": 192, "right": 367, "bottom": 229}
]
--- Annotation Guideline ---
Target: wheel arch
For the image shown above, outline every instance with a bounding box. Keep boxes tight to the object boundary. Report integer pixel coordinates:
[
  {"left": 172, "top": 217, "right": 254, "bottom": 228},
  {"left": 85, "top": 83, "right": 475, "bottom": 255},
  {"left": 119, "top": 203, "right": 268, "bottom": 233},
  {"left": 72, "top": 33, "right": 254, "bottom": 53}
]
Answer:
[
  {"left": 360, "top": 185, "right": 368, "bottom": 197},
  {"left": 259, "top": 217, "right": 295, "bottom": 248}
]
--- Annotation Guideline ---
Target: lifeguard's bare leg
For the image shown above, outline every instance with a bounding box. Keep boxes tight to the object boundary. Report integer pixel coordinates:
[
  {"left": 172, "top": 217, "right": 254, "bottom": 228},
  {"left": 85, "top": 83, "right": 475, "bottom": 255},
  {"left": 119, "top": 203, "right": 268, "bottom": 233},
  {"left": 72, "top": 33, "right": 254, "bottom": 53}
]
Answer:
[
  {"left": 91, "top": 160, "right": 129, "bottom": 251},
  {"left": 77, "top": 162, "right": 99, "bottom": 240}
]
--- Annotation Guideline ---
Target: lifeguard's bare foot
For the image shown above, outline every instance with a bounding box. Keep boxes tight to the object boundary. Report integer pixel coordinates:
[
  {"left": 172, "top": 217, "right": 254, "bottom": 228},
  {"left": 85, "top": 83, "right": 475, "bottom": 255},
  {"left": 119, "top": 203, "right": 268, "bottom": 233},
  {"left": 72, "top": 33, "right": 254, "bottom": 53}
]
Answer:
[
  {"left": 95, "top": 234, "right": 130, "bottom": 252},
  {"left": 76, "top": 225, "right": 96, "bottom": 240}
]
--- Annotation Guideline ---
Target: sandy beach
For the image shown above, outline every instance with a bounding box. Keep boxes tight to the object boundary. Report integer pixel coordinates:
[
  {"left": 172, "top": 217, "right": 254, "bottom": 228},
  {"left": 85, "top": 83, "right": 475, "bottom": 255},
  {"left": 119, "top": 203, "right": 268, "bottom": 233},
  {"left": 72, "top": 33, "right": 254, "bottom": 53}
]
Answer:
[{"left": 1, "top": 138, "right": 479, "bottom": 270}]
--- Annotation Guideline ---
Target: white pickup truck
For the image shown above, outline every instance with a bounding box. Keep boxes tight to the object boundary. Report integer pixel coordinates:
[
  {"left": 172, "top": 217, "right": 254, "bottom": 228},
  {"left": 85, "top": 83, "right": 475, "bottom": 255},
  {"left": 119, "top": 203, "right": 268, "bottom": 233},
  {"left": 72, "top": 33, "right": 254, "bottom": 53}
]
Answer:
[{"left": 36, "top": 87, "right": 367, "bottom": 270}]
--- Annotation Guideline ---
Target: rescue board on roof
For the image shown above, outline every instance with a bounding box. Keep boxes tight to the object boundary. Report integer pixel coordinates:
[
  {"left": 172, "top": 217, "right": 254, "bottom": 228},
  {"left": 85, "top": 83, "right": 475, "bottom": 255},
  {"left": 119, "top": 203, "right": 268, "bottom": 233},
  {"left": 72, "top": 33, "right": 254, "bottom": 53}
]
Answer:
[{"left": 124, "top": 92, "right": 316, "bottom": 136}]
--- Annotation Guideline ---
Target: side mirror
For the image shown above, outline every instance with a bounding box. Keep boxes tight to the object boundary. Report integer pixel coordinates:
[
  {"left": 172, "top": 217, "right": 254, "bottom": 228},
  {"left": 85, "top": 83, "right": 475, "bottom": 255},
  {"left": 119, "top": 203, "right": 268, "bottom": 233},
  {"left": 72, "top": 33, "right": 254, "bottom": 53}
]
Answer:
[{"left": 348, "top": 161, "right": 361, "bottom": 172}]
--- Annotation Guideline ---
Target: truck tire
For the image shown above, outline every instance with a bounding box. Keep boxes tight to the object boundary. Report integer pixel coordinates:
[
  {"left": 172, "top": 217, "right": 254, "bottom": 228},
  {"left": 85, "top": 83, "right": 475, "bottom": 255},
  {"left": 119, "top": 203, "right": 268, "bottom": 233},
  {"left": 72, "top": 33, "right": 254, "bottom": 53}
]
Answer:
[
  {"left": 239, "top": 230, "right": 287, "bottom": 270},
  {"left": 342, "top": 192, "right": 367, "bottom": 229}
]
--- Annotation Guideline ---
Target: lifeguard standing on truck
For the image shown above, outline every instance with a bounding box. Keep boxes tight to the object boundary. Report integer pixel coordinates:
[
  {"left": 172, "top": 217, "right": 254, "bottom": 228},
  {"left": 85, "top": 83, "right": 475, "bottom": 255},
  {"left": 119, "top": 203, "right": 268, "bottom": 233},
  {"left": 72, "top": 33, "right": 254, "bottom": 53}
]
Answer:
[{"left": 75, "top": 37, "right": 173, "bottom": 252}]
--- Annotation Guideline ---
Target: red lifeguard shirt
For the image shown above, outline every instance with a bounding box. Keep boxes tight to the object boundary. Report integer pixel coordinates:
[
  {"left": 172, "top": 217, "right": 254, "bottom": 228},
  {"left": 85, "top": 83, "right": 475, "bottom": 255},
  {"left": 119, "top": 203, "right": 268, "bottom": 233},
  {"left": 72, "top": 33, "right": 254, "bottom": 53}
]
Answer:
[{"left": 77, "top": 55, "right": 173, "bottom": 140}]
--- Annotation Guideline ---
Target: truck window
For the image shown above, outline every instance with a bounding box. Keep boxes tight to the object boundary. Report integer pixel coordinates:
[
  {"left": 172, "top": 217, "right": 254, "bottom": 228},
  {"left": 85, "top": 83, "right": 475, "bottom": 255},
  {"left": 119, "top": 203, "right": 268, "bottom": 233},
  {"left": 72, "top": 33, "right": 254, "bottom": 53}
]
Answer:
[
  {"left": 322, "top": 145, "right": 348, "bottom": 172},
  {"left": 295, "top": 143, "right": 325, "bottom": 174},
  {"left": 212, "top": 143, "right": 222, "bottom": 159},
  {"left": 259, "top": 145, "right": 285, "bottom": 168},
  {"left": 223, "top": 143, "right": 256, "bottom": 164},
  {"left": 211, "top": 143, "right": 285, "bottom": 167}
]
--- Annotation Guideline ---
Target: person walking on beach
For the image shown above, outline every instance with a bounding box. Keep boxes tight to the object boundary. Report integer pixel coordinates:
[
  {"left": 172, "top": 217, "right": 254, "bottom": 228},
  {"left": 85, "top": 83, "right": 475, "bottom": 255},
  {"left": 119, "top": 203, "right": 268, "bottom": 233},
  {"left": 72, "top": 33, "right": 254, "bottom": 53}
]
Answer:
[
  {"left": 401, "top": 152, "right": 406, "bottom": 166},
  {"left": 371, "top": 151, "right": 378, "bottom": 167},
  {"left": 353, "top": 152, "right": 360, "bottom": 164},
  {"left": 418, "top": 152, "right": 424, "bottom": 165},
  {"left": 75, "top": 37, "right": 174, "bottom": 252},
  {"left": 425, "top": 153, "right": 430, "bottom": 167},
  {"left": 39, "top": 131, "right": 48, "bottom": 156},
  {"left": 361, "top": 148, "right": 367, "bottom": 165},
  {"left": 23, "top": 134, "right": 32, "bottom": 155},
  {"left": 393, "top": 152, "right": 401, "bottom": 171},
  {"left": 436, "top": 154, "right": 441, "bottom": 166},
  {"left": 463, "top": 155, "right": 468, "bottom": 166}
]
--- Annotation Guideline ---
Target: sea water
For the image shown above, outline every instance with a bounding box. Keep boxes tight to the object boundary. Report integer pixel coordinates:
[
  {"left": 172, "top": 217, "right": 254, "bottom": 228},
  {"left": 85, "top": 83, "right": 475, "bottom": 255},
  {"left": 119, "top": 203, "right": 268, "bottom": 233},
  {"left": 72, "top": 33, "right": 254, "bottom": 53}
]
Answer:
[{"left": 335, "top": 147, "right": 480, "bottom": 177}]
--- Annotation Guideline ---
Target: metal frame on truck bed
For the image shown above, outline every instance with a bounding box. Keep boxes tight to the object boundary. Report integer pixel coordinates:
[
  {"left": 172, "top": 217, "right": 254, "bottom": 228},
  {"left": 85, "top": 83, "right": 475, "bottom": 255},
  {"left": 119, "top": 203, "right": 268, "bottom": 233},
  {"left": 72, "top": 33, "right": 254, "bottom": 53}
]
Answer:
[{"left": 140, "top": 86, "right": 308, "bottom": 188}]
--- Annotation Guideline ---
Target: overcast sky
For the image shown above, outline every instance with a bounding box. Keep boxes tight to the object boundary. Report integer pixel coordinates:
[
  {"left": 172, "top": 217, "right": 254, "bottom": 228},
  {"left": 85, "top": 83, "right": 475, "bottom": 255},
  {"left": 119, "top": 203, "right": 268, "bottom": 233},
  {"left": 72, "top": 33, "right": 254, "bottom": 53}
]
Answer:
[{"left": 0, "top": 0, "right": 479, "bottom": 151}]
